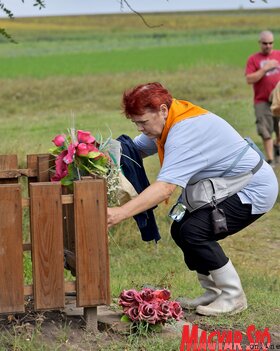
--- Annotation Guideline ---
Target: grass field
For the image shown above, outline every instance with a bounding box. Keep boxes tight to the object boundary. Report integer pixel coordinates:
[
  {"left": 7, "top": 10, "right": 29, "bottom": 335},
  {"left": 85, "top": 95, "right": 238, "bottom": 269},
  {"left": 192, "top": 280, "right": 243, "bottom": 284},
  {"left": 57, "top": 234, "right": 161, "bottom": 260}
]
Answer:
[{"left": 0, "top": 9, "right": 279, "bottom": 350}]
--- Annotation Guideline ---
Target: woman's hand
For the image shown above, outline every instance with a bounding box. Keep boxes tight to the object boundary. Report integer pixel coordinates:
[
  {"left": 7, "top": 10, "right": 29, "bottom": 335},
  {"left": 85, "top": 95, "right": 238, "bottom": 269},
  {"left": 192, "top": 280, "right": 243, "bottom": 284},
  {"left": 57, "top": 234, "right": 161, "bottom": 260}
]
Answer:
[
  {"left": 107, "top": 181, "right": 177, "bottom": 229},
  {"left": 107, "top": 206, "right": 127, "bottom": 228}
]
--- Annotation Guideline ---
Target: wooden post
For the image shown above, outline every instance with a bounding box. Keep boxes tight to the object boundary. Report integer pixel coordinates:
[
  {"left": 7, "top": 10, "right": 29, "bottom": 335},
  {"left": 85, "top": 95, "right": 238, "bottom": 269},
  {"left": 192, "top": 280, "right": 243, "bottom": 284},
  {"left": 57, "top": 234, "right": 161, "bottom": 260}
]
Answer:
[
  {"left": 74, "top": 179, "right": 110, "bottom": 309},
  {"left": 0, "top": 184, "right": 24, "bottom": 313},
  {"left": 30, "top": 182, "right": 65, "bottom": 310},
  {"left": 84, "top": 307, "right": 98, "bottom": 334},
  {"left": 0, "top": 155, "right": 18, "bottom": 184}
]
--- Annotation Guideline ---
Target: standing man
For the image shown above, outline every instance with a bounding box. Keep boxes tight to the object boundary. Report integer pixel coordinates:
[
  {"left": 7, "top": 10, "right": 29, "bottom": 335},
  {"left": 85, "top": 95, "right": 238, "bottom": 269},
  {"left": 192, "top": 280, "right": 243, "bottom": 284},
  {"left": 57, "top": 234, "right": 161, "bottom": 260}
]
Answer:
[{"left": 245, "top": 30, "right": 280, "bottom": 165}]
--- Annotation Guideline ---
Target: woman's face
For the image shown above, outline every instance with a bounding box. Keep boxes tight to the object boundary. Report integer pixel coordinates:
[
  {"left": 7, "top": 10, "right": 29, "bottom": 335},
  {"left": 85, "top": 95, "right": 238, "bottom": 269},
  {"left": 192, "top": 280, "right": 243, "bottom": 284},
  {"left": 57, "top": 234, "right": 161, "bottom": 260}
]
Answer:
[{"left": 131, "top": 104, "right": 168, "bottom": 139}]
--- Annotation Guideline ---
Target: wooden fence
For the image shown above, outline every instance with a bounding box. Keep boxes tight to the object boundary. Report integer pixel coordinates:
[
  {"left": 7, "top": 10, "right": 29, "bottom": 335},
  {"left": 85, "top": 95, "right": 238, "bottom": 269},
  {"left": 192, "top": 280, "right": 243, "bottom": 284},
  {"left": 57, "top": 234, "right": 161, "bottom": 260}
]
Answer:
[{"left": 0, "top": 154, "right": 110, "bottom": 329}]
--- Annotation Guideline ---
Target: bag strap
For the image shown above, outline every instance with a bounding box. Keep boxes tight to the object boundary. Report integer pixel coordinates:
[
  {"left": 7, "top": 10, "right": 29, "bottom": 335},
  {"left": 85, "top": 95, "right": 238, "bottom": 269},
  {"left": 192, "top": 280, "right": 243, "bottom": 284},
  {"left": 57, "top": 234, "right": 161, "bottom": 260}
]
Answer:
[
  {"left": 251, "top": 158, "right": 263, "bottom": 174},
  {"left": 221, "top": 138, "right": 264, "bottom": 177},
  {"left": 220, "top": 143, "right": 250, "bottom": 177}
]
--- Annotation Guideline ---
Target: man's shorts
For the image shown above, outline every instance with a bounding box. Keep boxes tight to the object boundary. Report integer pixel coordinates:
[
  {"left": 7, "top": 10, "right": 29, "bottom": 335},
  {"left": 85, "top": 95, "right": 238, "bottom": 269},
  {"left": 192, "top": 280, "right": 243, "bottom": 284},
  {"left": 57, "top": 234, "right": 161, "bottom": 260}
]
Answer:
[{"left": 254, "top": 102, "right": 279, "bottom": 139}]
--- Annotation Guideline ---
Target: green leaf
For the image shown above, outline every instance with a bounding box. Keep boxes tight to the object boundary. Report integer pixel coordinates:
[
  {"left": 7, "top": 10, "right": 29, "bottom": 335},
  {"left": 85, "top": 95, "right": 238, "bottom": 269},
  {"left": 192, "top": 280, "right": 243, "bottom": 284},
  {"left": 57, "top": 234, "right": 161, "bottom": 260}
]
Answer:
[
  {"left": 49, "top": 146, "right": 63, "bottom": 155},
  {"left": 61, "top": 177, "right": 73, "bottom": 186},
  {"left": 87, "top": 151, "right": 101, "bottom": 159},
  {"left": 90, "top": 163, "right": 108, "bottom": 173},
  {"left": 120, "top": 315, "right": 131, "bottom": 323},
  {"left": 88, "top": 159, "right": 108, "bottom": 173}
]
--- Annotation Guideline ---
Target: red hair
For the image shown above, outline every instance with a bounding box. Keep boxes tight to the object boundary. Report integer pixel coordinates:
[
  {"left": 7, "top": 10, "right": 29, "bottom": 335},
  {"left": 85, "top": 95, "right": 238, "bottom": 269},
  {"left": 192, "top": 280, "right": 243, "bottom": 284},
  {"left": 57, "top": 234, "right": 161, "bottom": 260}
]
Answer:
[{"left": 122, "top": 82, "right": 173, "bottom": 118}]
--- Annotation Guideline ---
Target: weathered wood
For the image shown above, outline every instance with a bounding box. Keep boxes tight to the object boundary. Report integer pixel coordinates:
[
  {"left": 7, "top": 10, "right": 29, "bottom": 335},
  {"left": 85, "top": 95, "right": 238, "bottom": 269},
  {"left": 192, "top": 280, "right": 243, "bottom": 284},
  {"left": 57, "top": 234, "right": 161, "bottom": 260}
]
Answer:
[
  {"left": 74, "top": 179, "right": 110, "bottom": 307},
  {"left": 0, "top": 168, "right": 37, "bottom": 179},
  {"left": 0, "top": 184, "right": 24, "bottom": 313},
  {"left": 84, "top": 307, "right": 98, "bottom": 333},
  {"left": 0, "top": 155, "right": 18, "bottom": 184},
  {"left": 62, "top": 194, "right": 74, "bottom": 204},
  {"left": 23, "top": 243, "right": 32, "bottom": 251},
  {"left": 30, "top": 183, "right": 65, "bottom": 310},
  {"left": 24, "top": 281, "right": 76, "bottom": 297}
]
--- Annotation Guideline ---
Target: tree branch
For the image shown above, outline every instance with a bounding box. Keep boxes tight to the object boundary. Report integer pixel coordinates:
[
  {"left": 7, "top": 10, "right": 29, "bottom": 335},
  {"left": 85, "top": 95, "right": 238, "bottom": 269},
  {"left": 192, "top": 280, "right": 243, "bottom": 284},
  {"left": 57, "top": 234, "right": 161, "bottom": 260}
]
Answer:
[{"left": 120, "top": 0, "right": 163, "bottom": 28}]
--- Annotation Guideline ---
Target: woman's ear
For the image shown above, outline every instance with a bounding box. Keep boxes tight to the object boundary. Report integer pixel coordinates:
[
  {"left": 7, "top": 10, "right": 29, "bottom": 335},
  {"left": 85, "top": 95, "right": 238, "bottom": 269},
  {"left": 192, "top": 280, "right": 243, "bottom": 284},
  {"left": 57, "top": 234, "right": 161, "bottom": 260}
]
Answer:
[{"left": 160, "top": 104, "right": 168, "bottom": 119}]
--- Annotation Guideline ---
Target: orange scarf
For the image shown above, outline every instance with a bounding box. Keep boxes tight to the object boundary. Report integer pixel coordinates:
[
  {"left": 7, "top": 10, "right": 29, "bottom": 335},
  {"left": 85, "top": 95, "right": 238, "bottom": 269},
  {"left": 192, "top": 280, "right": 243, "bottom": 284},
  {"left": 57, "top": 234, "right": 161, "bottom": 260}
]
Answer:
[{"left": 157, "top": 99, "right": 208, "bottom": 165}]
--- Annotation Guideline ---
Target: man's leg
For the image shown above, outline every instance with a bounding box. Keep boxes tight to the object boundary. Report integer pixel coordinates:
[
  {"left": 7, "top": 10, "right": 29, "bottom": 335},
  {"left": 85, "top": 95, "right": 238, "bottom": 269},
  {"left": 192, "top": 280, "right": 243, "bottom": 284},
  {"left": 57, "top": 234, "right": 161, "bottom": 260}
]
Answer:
[
  {"left": 273, "top": 117, "right": 280, "bottom": 162},
  {"left": 254, "top": 102, "right": 274, "bottom": 163},
  {"left": 263, "top": 137, "right": 274, "bottom": 162}
]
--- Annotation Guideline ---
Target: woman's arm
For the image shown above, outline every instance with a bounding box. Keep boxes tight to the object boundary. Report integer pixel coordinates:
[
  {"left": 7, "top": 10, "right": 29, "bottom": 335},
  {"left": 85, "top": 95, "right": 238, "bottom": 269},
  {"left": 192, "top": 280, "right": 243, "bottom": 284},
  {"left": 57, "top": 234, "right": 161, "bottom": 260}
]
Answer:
[{"left": 107, "top": 180, "right": 177, "bottom": 227}]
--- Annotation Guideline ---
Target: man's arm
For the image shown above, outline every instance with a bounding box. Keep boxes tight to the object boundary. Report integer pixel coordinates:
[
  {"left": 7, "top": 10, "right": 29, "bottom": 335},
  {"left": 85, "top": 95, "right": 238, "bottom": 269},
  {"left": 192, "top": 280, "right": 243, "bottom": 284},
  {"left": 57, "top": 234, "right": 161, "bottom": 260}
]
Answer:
[
  {"left": 107, "top": 180, "right": 177, "bottom": 227},
  {"left": 246, "top": 59, "right": 280, "bottom": 84}
]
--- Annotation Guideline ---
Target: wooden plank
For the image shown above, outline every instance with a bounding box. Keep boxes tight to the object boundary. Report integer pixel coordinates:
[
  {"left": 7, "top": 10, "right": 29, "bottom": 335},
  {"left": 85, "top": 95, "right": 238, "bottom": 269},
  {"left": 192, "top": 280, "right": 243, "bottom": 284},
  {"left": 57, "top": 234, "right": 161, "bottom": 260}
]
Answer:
[
  {"left": 0, "top": 184, "right": 24, "bottom": 313},
  {"left": 0, "top": 168, "right": 37, "bottom": 179},
  {"left": 23, "top": 243, "right": 31, "bottom": 251},
  {"left": 27, "top": 154, "right": 50, "bottom": 184},
  {"left": 37, "top": 154, "right": 51, "bottom": 182},
  {"left": 62, "top": 194, "right": 74, "bottom": 204},
  {"left": 24, "top": 281, "right": 76, "bottom": 297},
  {"left": 27, "top": 154, "right": 39, "bottom": 185},
  {"left": 30, "top": 182, "right": 65, "bottom": 310},
  {"left": 0, "top": 170, "right": 21, "bottom": 179},
  {"left": 74, "top": 179, "right": 110, "bottom": 307},
  {"left": 22, "top": 194, "right": 74, "bottom": 208},
  {"left": 0, "top": 155, "right": 18, "bottom": 184}
]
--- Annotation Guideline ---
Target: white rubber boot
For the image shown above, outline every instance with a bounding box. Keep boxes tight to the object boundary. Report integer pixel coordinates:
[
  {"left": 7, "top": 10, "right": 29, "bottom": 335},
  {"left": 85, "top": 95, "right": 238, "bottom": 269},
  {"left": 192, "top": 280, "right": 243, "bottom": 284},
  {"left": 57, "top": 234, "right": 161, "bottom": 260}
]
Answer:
[
  {"left": 196, "top": 260, "right": 247, "bottom": 316},
  {"left": 176, "top": 273, "right": 221, "bottom": 309}
]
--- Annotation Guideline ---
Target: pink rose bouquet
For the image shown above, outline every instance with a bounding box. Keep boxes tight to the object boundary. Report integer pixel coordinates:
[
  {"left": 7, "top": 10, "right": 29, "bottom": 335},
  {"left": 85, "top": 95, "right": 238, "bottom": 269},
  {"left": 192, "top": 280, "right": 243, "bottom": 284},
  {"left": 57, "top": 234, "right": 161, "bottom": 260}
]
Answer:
[
  {"left": 119, "top": 288, "right": 183, "bottom": 334},
  {"left": 50, "top": 128, "right": 121, "bottom": 205}
]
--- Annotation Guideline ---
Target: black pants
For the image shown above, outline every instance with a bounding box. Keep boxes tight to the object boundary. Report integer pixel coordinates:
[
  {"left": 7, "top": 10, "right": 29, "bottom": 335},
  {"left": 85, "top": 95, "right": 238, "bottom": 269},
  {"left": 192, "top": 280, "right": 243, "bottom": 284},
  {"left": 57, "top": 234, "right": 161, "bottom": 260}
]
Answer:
[{"left": 170, "top": 194, "right": 263, "bottom": 275}]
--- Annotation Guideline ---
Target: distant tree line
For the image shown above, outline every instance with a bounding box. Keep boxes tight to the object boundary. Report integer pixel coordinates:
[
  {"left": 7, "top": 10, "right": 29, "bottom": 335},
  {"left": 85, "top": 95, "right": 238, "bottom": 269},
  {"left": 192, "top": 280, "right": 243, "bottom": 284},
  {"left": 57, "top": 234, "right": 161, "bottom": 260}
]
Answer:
[{"left": 0, "top": 0, "right": 268, "bottom": 43}]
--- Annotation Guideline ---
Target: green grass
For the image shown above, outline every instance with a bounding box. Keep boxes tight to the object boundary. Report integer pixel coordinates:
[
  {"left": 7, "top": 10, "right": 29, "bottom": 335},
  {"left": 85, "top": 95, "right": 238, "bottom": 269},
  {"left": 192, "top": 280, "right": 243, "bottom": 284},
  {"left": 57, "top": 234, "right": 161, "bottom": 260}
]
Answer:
[
  {"left": 0, "top": 9, "right": 279, "bottom": 350},
  {"left": 0, "top": 40, "right": 263, "bottom": 78}
]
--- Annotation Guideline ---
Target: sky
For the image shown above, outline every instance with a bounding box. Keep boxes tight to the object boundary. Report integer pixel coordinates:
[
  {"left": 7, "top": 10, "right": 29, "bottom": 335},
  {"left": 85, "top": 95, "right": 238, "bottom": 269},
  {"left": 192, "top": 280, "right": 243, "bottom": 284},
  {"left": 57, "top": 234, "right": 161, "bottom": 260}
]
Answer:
[{"left": 1, "top": 0, "right": 280, "bottom": 18}]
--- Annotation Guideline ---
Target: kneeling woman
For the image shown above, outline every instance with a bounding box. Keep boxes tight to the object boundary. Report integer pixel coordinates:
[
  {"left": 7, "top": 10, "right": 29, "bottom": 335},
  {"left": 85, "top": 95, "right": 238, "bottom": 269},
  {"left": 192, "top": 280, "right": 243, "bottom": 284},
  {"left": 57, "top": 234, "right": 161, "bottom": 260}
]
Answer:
[{"left": 107, "top": 82, "right": 278, "bottom": 316}]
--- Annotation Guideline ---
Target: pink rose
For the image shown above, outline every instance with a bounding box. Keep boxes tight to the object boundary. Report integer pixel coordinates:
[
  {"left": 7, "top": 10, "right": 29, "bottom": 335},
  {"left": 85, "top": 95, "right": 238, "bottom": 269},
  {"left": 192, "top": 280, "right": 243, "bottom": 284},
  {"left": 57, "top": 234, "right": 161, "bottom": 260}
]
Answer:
[
  {"left": 87, "top": 144, "right": 99, "bottom": 152},
  {"left": 154, "top": 289, "right": 171, "bottom": 301},
  {"left": 119, "top": 289, "right": 142, "bottom": 309},
  {"left": 76, "top": 143, "right": 100, "bottom": 157},
  {"left": 169, "top": 301, "right": 183, "bottom": 321},
  {"left": 76, "top": 143, "right": 89, "bottom": 156},
  {"left": 51, "top": 150, "right": 68, "bottom": 181},
  {"left": 140, "top": 288, "right": 155, "bottom": 302},
  {"left": 126, "top": 306, "right": 140, "bottom": 322},
  {"left": 138, "top": 302, "right": 159, "bottom": 324},
  {"left": 77, "top": 130, "right": 95, "bottom": 144},
  {"left": 52, "top": 134, "right": 66, "bottom": 147},
  {"left": 63, "top": 143, "right": 77, "bottom": 164},
  {"left": 157, "top": 301, "right": 172, "bottom": 322}
]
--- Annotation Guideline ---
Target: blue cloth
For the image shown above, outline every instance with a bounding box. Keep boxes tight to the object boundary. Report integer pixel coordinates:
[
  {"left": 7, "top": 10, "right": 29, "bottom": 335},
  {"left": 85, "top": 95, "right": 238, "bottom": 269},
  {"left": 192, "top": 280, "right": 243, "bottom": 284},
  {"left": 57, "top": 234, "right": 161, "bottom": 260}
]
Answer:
[{"left": 117, "top": 134, "right": 161, "bottom": 242}]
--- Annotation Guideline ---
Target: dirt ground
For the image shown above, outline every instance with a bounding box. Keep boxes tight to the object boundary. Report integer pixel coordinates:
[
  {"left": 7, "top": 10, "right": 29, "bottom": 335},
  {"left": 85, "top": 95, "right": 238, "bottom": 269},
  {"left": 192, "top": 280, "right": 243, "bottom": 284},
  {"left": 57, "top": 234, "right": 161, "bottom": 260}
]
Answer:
[{"left": 0, "top": 298, "right": 279, "bottom": 350}]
